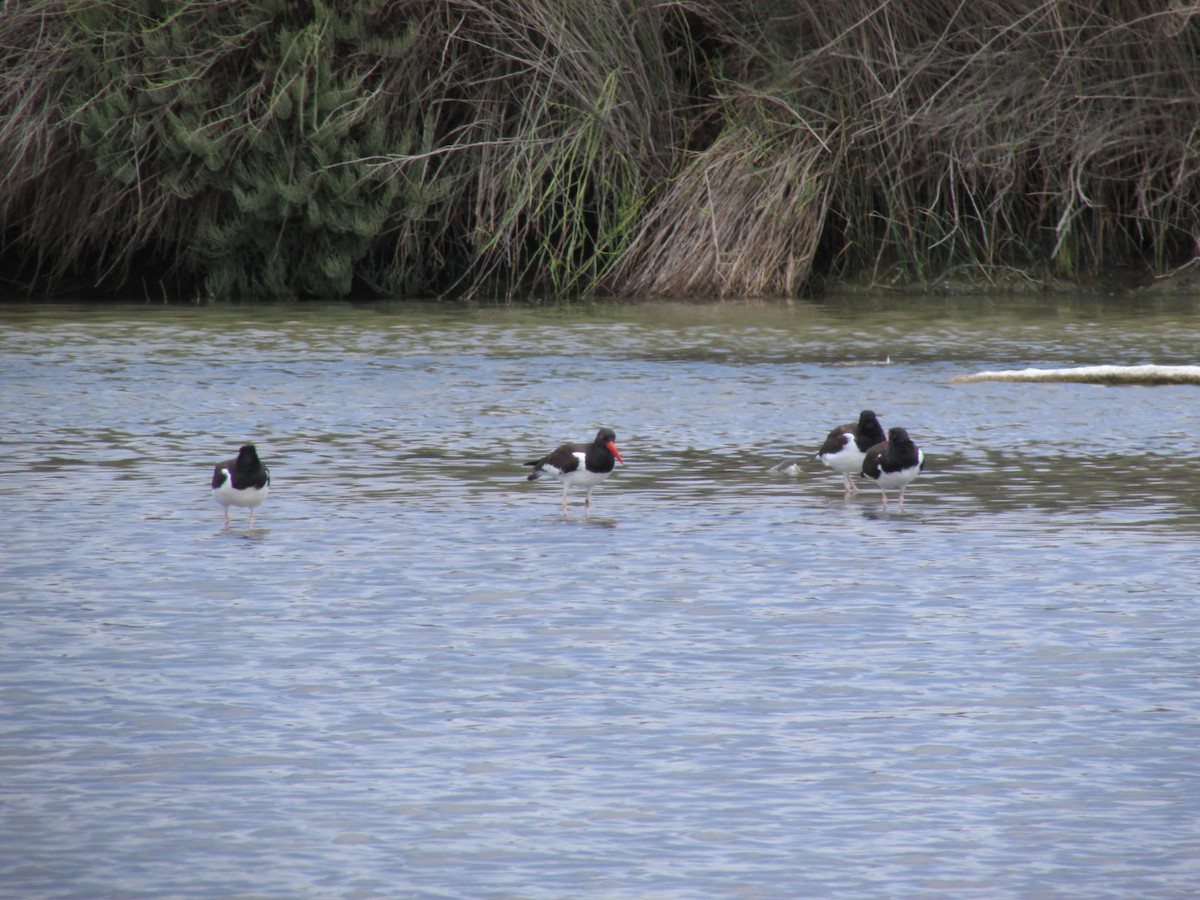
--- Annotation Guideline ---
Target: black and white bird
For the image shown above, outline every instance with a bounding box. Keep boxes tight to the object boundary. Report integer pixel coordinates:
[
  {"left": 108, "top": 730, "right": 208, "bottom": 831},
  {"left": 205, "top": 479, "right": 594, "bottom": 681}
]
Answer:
[
  {"left": 862, "top": 427, "right": 924, "bottom": 508},
  {"left": 212, "top": 444, "right": 271, "bottom": 528},
  {"left": 525, "top": 428, "right": 624, "bottom": 515},
  {"left": 816, "top": 409, "right": 886, "bottom": 494}
]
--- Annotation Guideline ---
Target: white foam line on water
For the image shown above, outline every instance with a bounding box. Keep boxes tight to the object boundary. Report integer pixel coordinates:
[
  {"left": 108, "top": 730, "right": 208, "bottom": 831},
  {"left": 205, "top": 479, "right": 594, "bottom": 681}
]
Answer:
[{"left": 950, "top": 364, "right": 1200, "bottom": 384}]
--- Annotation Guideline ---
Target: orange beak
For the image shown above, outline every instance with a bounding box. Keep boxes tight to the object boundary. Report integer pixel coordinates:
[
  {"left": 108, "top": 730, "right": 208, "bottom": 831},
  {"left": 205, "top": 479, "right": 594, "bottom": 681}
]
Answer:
[{"left": 607, "top": 441, "right": 624, "bottom": 464}]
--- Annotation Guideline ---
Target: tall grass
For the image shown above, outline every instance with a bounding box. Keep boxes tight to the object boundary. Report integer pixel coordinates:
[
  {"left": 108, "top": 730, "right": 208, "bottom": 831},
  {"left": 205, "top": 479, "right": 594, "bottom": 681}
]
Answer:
[
  {"left": 796, "top": 0, "right": 1200, "bottom": 284},
  {"left": 1, "top": 1, "right": 1197, "bottom": 299}
]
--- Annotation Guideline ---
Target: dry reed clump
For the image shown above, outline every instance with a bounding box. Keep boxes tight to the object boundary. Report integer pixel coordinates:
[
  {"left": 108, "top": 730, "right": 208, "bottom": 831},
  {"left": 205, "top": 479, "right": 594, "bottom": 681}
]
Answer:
[
  {"left": 391, "top": 0, "right": 691, "bottom": 297},
  {"left": 609, "top": 119, "right": 830, "bottom": 297},
  {"left": 789, "top": 0, "right": 1200, "bottom": 285},
  {"left": 1, "top": 1, "right": 1198, "bottom": 300}
]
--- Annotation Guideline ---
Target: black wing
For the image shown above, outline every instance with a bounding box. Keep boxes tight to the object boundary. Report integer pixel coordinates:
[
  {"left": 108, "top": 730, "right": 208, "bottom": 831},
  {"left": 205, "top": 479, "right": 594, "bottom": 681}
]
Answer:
[
  {"left": 212, "top": 461, "right": 233, "bottom": 490},
  {"left": 525, "top": 443, "right": 584, "bottom": 479},
  {"left": 818, "top": 425, "right": 853, "bottom": 457},
  {"left": 861, "top": 443, "right": 886, "bottom": 478},
  {"left": 816, "top": 427, "right": 854, "bottom": 460}
]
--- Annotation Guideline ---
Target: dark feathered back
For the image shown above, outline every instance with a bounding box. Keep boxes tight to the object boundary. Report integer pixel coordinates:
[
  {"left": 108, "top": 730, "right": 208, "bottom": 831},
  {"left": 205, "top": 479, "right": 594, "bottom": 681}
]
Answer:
[
  {"left": 863, "top": 427, "right": 922, "bottom": 477},
  {"left": 854, "top": 410, "right": 886, "bottom": 452},
  {"left": 213, "top": 444, "right": 270, "bottom": 490}
]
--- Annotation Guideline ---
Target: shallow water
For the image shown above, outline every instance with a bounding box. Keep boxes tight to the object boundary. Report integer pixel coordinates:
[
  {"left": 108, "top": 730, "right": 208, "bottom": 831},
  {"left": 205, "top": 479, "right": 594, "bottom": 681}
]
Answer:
[{"left": 2, "top": 296, "right": 1199, "bottom": 898}]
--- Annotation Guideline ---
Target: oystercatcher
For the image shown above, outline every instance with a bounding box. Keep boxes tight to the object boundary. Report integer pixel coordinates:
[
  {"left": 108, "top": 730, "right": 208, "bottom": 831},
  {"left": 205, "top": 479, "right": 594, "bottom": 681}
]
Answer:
[
  {"left": 212, "top": 444, "right": 271, "bottom": 528},
  {"left": 817, "top": 409, "right": 885, "bottom": 494},
  {"left": 862, "top": 427, "right": 924, "bottom": 508},
  {"left": 525, "top": 428, "right": 624, "bottom": 515}
]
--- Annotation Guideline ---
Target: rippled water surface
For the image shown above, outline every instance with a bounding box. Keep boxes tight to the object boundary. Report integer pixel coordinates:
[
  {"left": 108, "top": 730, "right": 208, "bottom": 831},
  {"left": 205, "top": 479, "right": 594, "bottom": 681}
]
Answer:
[{"left": 2, "top": 296, "right": 1199, "bottom": 898}]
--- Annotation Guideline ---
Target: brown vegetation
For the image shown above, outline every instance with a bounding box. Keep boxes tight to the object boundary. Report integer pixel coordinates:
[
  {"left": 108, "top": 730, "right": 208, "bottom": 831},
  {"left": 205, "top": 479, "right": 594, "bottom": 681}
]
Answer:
[{"left": 1, "top": 1, "right": 1197, "bottom": 300}]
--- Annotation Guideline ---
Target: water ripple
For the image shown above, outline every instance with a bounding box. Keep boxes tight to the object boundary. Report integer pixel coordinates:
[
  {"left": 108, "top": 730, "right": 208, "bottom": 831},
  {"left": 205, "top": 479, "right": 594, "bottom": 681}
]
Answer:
[{"left": 1, "top": 299, "right": 1198, "bottom": 898}]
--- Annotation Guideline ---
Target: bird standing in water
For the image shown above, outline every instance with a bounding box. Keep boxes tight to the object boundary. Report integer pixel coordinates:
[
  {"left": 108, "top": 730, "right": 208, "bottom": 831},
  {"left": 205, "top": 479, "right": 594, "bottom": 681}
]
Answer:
[
  {"left": 817, "top": 409, "right": 886, "bottom": 495},
  {"left": 525, "top": 428, "right": 624, "bottom": 516},
  {"left": 212, "top": 444, "right": 271, "bottom": 529},
  {"left": 862, "top": 427, "right": 924, "bottom": 509}
]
